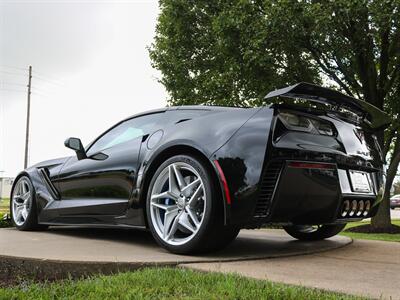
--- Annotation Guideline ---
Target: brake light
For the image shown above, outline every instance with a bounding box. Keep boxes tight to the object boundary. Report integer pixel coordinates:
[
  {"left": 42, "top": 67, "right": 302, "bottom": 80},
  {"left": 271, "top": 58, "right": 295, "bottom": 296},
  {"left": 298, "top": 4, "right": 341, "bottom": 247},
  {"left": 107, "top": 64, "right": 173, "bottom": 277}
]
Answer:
[
  {"left": 278, "top": 112, "right": 334, "bottom": 136},
  {"left": 288, "top": 161, "right": 336, "bottom": 170}
]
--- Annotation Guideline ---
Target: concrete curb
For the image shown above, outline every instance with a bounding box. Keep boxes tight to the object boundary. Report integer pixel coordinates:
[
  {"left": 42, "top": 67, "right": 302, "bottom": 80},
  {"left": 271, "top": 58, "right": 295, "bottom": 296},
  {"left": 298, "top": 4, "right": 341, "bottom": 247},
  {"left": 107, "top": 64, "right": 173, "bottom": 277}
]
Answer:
[{"left": 0, "top": 228, "right": 352, "bottom": 283}]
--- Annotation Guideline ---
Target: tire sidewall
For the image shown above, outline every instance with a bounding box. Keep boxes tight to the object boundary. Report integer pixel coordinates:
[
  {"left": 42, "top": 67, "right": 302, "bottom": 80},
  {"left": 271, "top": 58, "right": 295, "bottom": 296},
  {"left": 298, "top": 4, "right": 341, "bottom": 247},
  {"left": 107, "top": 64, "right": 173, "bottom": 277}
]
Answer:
[{"left": 146, "top": 154, "right": 217, "bottom": 254}]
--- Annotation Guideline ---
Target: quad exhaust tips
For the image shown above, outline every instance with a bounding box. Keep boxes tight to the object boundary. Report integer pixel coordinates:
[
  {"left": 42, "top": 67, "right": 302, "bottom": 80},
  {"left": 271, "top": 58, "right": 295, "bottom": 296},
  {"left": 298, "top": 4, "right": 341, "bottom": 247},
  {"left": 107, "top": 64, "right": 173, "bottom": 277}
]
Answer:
[{"left": 341, "top": 200, "right": 371, "bottom": 218}]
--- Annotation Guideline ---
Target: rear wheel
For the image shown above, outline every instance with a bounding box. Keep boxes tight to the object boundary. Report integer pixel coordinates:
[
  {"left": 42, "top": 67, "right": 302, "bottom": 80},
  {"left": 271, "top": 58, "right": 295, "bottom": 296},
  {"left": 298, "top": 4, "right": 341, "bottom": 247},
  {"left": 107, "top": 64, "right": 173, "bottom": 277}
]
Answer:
[
  {"left": 146, "top": 155, "right": 235, "bottom": 254},
  {"left": 10, "top": 176, "right": 46, "bottom": 231},
  {"left": 283, "top": 224, "right": 346, "bottom": 241},
  {"left": 203, "top": 225, "right": 240, "bottom": 252}
]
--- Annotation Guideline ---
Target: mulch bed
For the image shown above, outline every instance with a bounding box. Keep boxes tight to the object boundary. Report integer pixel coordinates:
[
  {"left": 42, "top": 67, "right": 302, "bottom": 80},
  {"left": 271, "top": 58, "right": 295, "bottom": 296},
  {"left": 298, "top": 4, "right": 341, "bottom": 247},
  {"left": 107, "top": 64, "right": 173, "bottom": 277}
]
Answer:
[{"left": 345, "top": 224, "right": 400, "bottom": 234}]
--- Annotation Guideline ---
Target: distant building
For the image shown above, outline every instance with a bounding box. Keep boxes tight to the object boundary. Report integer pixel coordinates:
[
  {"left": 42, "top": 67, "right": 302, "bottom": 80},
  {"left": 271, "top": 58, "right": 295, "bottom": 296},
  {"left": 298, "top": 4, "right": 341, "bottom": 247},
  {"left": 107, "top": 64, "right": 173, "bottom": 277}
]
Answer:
[{"left": 0, "top": 177, "right": 14, "bottom": 199}]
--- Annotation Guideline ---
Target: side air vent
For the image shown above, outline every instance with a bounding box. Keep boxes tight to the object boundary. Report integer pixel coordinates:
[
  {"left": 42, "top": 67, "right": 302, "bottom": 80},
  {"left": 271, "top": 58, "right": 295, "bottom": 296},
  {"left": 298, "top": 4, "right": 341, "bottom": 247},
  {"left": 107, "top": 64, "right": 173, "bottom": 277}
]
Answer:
[
  {"left": 254, "top": 161, "right": 283, "bottom": 218},
  {"left": 38, "top": 168, "right": 60, "bottom": 199}
]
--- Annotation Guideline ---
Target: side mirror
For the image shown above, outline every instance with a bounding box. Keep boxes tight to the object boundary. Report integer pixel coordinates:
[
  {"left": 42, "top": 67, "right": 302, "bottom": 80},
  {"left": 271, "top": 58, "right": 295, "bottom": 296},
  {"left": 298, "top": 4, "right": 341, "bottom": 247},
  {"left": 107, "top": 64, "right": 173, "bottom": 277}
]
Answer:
[{"left": 64, "top": 137, "right": 87, "bottom": 160}]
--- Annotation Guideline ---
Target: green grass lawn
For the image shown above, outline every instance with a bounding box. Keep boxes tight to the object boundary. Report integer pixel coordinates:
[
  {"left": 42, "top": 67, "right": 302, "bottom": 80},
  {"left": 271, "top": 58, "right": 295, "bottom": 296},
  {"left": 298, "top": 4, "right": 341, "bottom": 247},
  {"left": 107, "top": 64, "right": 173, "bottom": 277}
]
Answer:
[
  {"left": 340, "top": 219, "right": 400, "bottom": 242},
  {"left": 0, "top": 268, "right": 362, "bottom": 300},
  {"left": 0, "top": 198, "right": 9, "bottom": 215},
  {"left": 0, "top": 198, "right": 10, "bottom": 228}
]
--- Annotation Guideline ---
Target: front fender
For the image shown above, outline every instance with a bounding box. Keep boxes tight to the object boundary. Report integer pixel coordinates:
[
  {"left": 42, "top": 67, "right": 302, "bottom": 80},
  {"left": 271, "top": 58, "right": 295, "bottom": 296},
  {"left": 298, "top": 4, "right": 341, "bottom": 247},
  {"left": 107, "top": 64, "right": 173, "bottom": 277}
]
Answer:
[{"left": 11, "top": 168, "right": 59, "bottom": 223}]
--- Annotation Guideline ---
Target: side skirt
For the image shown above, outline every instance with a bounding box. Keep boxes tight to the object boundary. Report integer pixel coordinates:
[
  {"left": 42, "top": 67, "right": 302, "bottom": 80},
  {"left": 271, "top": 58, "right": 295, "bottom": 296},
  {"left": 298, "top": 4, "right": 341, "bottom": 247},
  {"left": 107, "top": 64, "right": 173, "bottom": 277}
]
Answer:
[{"left": 39, "top": 199, "right": 146, "bottom": 227}]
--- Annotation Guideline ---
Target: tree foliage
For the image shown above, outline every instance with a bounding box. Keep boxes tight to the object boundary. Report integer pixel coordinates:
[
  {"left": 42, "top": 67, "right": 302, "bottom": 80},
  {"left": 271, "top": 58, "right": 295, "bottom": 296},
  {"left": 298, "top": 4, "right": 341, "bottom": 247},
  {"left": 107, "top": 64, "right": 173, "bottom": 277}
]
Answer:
[
  {"left": 149, "top": 0, "right": 400, "bottom": 229},
  {"left": 149, "top": 0, "right": 321, "bottom": 106}
]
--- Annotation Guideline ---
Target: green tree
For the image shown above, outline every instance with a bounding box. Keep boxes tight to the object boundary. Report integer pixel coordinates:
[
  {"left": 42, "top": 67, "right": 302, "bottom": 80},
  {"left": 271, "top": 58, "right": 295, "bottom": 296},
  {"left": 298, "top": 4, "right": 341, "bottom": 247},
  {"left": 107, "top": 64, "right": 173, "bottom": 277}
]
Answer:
[{"left": 149, "top": 0, "right": 400, "bottom": 230}]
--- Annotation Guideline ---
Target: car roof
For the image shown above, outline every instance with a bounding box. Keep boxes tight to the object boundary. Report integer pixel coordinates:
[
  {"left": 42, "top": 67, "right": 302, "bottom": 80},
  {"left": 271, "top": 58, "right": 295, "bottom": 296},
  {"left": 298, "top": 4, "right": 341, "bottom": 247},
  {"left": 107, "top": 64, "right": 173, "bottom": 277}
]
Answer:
[{"left": 123, "top": 105, "right": 248, "bottom": 121}]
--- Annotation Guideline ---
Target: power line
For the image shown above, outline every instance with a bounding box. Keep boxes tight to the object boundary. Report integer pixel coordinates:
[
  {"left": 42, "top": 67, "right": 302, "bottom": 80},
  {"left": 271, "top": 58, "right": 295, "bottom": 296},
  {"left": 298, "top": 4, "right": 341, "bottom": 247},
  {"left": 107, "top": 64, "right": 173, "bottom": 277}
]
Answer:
[
  {"left": 0, "top": 82, "right": 27, "bottom": 88},
  {"left": 0, "top": 70, "right": 27, "bottom": 77},
  {"left": 0, "top": 65, "right": 28, "bottom": 72},
  {"left": 32, "top": 74, "right": 64, "bottom": 86},
  {"left": 0, "top": 88, "right": 26, "bottom": 93}
]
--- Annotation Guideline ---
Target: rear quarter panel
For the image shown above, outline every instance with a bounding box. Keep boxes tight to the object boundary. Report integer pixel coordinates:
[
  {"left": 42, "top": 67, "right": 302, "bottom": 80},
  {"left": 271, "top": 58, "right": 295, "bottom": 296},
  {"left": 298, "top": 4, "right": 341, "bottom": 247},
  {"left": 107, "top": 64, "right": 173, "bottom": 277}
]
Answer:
[{"left": 212, "top": 107, "right": 274, "bottom": 225}]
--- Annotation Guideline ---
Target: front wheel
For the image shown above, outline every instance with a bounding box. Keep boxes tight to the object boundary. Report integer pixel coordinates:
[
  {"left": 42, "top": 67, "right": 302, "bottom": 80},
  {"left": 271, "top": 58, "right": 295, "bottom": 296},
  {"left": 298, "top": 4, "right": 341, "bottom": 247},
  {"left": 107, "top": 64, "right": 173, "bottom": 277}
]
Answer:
[
  {"left": 283, "top": 224, "right": 346, "bottom": 241},
  {"left": 10, "top": 176, "right": 46, "bottom": 231},
  {"left": 146, "top": 155, "right": 233, "bottom": 254}
]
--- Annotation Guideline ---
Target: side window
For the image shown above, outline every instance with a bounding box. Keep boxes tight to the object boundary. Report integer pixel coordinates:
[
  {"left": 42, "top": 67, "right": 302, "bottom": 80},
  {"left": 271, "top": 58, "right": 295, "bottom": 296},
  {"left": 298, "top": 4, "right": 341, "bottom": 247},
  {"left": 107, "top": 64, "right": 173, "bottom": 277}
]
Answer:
[{"left": 87, "top": 113, "right": 162, "bottom": 155}]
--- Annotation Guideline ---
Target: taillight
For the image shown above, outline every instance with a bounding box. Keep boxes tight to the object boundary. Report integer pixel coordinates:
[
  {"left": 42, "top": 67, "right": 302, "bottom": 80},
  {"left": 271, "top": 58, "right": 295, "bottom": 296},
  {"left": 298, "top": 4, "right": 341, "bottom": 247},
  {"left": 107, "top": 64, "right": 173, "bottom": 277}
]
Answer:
[{"left": 278, "top": 112, "right": 335, "bottom": 136}]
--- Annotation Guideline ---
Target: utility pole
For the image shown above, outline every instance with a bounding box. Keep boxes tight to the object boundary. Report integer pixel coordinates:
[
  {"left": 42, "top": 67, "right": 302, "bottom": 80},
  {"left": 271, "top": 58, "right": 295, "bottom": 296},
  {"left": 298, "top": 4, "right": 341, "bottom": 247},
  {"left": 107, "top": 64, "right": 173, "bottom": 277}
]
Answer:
[{"left": 24, "top": 66, "right": 32, "bottom": 169}]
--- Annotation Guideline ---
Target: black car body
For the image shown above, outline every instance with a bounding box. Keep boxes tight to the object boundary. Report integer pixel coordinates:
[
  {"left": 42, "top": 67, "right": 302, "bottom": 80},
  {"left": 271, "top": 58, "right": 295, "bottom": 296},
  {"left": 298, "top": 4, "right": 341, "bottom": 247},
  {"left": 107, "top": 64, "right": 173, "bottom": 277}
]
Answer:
[{"left": 11, "top": 83, "right": 389, "bottom": 253}]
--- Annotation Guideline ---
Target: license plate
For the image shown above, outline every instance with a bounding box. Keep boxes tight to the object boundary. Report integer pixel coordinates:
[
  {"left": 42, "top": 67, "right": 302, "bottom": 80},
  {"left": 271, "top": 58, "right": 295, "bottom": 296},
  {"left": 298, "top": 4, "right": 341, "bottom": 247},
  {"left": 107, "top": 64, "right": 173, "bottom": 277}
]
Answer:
[{"left": 349, "top": 170, "right": 371, "bottom": 193}]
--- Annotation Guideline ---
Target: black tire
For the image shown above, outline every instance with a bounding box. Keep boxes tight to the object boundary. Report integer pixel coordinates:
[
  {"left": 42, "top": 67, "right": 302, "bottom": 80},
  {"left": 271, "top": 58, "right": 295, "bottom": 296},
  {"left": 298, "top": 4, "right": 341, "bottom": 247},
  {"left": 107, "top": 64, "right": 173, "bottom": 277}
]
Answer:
[
  {"left": 10, "top": 176, "right": 47, "bottom": 231},
  {"left": 283, "top": 224, "right": 346, "bottom": 241},
  {"left": 146, "top": 154, "right": 230, "bottom": 254},
  {"left": 203, "top": 225, "right": 240, "bottom": 252}
]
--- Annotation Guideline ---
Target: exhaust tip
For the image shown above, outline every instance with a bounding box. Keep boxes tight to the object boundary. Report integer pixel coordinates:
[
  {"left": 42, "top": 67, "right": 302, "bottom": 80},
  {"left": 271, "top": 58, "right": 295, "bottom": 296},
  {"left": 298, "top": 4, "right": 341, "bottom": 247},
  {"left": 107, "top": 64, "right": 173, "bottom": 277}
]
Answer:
[
  {"left": 349, "top": 200, "right": 358, "bottom": 217},
  {"left": 341, "top": 200, "right": 350, "bottom": 217},
  {"left": 363, "top": 200, "right": 371, "bottom": 217},
  {"left": 356, "top": 200, "right": 364, "bottom": 216}
]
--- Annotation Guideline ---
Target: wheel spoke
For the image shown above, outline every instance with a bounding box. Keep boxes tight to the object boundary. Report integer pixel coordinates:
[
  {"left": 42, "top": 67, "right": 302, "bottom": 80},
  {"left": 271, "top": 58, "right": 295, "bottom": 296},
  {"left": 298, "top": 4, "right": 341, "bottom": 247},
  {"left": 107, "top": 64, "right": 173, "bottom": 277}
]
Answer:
[
  {"left": 21, "top": 208, "right": 28, "bottom": 220},
  {"left": 188, "top": 184, "right": 203, "bottom": 207},
  {"left": 181, "top": 178, "right": 201, "bottom": 197},
  {"left": 168, "top": 165, "right": 181, "bottom": 195},
  {"left": 16, "top": 210, "right": 22, "bottom": 222},
  {"left": 13, "top": 195, "right": 22, "bottom": 205},
  {"left": 21, "top": 191, "right": 30, "bottom": 203},
  {"left": 151, "top": 202, "right": 178, "bottom": 211},
  {"left": 163, "top": 208, "right": 180, "bottom": 239},
  {"left": 14, "top": 205, "right": 21, "bottom": 215},
  {"left": 172, "top": 164, "right": 186, "bottom": 191},
  {"left": 185, "top": 207, "right": 200, "bottom": 227},
  {"left": 16, "top": 182, "right": 21, "bottom": 195},
  {"left": 151, "top": 191, "right": 178, "bottom": 201},
  {"left": 178, "top": 212, "right": 196, "bottom": 233},
  {"left": 21, "top": 182, "right": 27, "bottom": 194},
  {"left": 165, "top": 211, "right": 182, "bottom": 241}
]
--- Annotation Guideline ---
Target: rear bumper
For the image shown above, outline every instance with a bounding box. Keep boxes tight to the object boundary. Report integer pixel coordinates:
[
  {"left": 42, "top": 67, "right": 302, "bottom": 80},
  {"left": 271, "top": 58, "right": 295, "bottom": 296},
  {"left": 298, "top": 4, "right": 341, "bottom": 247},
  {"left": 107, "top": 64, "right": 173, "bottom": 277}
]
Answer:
[{"left": 260, "top": 160, "right": 380, "bottom": 225}]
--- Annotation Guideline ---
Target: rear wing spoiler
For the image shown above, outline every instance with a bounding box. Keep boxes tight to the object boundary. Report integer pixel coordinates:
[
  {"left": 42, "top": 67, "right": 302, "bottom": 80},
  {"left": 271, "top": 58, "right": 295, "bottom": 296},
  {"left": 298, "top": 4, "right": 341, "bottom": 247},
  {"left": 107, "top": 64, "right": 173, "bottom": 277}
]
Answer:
[{"left": 265, "top": 82, "right": 391, "bottom": 130}]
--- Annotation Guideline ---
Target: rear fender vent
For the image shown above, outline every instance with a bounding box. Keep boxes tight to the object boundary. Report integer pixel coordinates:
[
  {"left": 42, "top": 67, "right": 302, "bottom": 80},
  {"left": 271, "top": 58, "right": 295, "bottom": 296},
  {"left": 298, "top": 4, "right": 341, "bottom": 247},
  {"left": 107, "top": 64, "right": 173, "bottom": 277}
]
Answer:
[{"left": 254, "top": 161, "right": 283, "bottom": 218}]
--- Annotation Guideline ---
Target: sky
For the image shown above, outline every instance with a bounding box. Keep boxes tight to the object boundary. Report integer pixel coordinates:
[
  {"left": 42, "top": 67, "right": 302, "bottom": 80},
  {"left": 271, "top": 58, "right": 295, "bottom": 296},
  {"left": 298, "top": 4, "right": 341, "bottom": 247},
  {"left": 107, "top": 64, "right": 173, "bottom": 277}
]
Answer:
[{"left": 0, "top": 0, "right": 167, "bottom": 177}]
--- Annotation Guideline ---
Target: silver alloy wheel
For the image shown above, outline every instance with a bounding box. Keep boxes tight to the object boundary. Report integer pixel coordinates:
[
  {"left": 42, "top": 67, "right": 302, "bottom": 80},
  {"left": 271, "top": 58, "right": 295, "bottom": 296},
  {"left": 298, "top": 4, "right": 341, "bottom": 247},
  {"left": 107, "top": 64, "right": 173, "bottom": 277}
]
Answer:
[
  {"left": 150, "top": 162, "right": 206, "bottom": 246},
  {"left": 11, "top": 177, "right": 32, "bottom": 226}
]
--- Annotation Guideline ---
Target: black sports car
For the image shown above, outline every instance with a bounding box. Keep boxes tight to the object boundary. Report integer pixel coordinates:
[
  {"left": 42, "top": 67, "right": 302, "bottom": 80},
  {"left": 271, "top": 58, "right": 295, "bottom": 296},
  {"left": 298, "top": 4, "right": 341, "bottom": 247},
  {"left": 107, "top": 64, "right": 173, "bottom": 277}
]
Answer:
[{"left": 11, "top": 83, "right": 389, "bottom": 254}]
